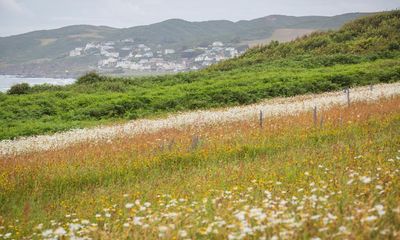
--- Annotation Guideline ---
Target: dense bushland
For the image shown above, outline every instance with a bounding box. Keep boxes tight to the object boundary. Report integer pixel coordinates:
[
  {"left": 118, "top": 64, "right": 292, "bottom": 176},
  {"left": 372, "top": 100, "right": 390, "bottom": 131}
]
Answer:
[
  {"left": 7, "top": 83, "right": 31, "bottom": 95},
  {"left": 1, "top": 11, "right": 399, "bottom": 140}
]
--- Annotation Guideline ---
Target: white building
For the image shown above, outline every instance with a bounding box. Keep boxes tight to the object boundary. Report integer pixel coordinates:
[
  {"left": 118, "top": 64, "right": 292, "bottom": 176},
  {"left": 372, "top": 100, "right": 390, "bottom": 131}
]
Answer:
[
  {"left": 212, "top": 41, "right": 224, "bottom": 47},
  {"left": 122, "top": 39, "right": 134, "bottom": 43},
  {"left": 100, "top": 49, "right": 119, "bottom": 58},
  {"left": 104, "top": 41, "right": 115, "bottom": 46},
  {"left": 164, "top": 49, "right": 176, "bottom": 54},
  {"left": 98, "top": 58, "right": 118, "bottom": 68},
  {"left": 195, "top": 55, "right": 205, "bottom": 62},
  {"left": 121, "top": 47, "right": 132, "bottom": 51},
  {"left": 143, "top": 52, "right": 154, "bottom": 58},
  {"left": 137, "top": 44, "right": 151, "bottom": 51},
  {"left": 84, "top": 43, "right": 99, "bottom": 51},
  {"left": 116, "top": 61, "right": 144, "bottom": 70},
  {"left": 100, "top": 45, "right": 114, "bottom": 51},
  {"left": 204, "top": 56, "right": 213, "bottom": 61},
  {"left": 212, "top": 46, "right": 224, "bottom": 51},
  {"left": 215, "top": 55, "right": 226, "bottom": 61},
  {"left": 69, "top": 48, "right": 83, "bottom": 57},
  {"left": 225, "top": 47, "right": 239, "bottom": 57}
]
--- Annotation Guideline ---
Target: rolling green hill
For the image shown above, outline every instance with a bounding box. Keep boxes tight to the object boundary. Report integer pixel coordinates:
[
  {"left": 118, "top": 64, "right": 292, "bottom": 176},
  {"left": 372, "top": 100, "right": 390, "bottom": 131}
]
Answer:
[
  {"left": 116, "top": 13, "right": 371, "bottom": 46},
  {"left": 212, "top": 10, "right": 400, "bottom": 71},
  {"left": 0, "top": 12, "right": 371, "bottom": 76},
  {"left": 0, "top": 11, "right": 399, "bottom": 140}
]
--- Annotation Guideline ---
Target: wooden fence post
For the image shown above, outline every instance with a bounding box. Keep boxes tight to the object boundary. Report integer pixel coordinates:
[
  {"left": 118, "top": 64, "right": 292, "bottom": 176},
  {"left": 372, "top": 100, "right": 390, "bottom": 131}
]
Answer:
[
  {"left": 168, "top": 139, "right": 175, "bottom": 151},
  {"left": 320, "top": 114, "right": 324, "bottom": 128},
  {"left": 259, "top": 110, "right": 263, "bottom": 129},
  {"left": 346, "top": 88, "right": 350, "bottom": 107},
  {"left": 189, "top": 135, "right": 200, "bottom": 151},
  {"left": 313, "top": 106, "right": 317, "bottom": 127}
]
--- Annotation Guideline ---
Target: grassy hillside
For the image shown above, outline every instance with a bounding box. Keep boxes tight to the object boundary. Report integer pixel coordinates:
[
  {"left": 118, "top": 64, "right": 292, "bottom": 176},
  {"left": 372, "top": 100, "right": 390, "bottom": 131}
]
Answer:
[
  {"left": 117, "top": 13, "right": 371, "bottom": 47},
  {"left": 213, "top": 10, "right": 400, "bottom": 71},
  {"left": 0, "top": 11, "right": 399, "bottom": 140},
  {"left": 1, "top": 96, "right": 399, "bottom": 239},
  {"left": 0, "top": 25, "right": 116, "bottom": 63}
]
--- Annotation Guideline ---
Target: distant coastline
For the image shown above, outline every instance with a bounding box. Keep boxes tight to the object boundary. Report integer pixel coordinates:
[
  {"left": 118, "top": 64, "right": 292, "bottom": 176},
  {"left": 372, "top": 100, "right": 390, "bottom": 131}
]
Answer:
[{"left": 0, "top": 75, "right": 75, "bottom": 92}]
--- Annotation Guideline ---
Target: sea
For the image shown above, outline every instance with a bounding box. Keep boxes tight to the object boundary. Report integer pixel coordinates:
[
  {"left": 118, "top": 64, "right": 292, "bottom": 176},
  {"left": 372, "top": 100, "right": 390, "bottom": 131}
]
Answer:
[{"left": 0, "top": 75, "right": 76, "bottom": 92}]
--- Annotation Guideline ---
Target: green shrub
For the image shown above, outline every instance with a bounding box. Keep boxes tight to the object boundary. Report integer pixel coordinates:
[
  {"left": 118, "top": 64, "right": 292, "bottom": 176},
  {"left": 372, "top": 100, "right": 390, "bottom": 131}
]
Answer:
[
  {"left": 54, "top": 92, "right": 70, "bottom": 99},
  {"left": 7, "top": 83, "right": 31, "bottom": 95},
  {"left": 76, "top": 72, "right": 104, "bottom": 84},
  {"left": 100, "top": 82, "right": 127, "bottom": 92},
  {"left": 388, "top": 42, "right": 400, "bottom": 51},
  {"left": 328, "top": 74, "right": 353, "bottom": 87},
  {"left": 31, "top": 84, "right": 63, "bottom": 93},
  {"left": 0, "top": 92, "right": 6, "bottom": 100}
]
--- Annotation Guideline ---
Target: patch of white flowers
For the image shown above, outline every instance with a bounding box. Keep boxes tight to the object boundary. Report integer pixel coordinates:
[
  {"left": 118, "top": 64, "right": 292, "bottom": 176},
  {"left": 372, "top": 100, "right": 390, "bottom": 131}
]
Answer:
[{"left": 1, "top": 83, "right": 400, "bottom": 156}]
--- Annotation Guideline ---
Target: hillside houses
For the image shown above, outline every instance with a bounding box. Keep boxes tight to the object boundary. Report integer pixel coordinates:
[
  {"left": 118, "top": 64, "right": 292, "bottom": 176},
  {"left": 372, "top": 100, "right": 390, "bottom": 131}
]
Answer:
[
  {"left": 67, "top": 40, "right": 246, "bottom": 72},
  {"left": 69, "top": 48, "right": 83, "bottom": 57},
  {"left": 98, "top": 58, "right": 118, "bottom": 68},
  {"left": 164, "top": 49, "right": 176, "bottom": 54}
]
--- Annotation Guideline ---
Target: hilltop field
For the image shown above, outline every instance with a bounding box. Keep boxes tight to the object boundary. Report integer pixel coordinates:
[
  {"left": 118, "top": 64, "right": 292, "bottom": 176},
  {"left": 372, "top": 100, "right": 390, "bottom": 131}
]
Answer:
[{"left": 0, "top": 11, "right": 399, "bottom": 240}]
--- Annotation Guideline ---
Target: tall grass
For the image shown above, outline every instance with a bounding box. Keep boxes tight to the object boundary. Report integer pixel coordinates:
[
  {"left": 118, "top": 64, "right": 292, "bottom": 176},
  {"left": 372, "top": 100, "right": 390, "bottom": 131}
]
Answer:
[{"left": 0, "top": 96, "right": 399, "bottom": 239}]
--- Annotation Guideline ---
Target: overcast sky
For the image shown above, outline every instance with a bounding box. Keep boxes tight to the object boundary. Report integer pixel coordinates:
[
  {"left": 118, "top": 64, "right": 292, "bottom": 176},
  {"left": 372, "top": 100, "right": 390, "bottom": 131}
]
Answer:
[{"left": 0, "top": 0, "right": 398, "bottom": 37}]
